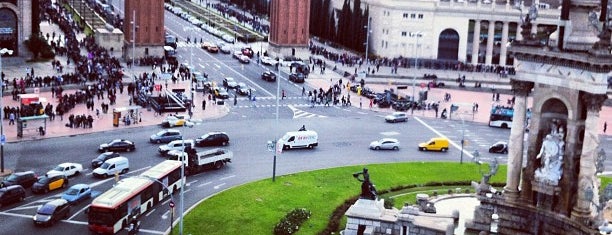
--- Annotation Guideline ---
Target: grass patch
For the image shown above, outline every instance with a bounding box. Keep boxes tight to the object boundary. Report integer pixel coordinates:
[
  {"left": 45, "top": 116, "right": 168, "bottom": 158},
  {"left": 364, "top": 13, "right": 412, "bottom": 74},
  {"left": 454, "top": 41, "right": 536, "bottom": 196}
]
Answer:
[{"left": 175, "top": 162, "right": 507, "bottom": 235}]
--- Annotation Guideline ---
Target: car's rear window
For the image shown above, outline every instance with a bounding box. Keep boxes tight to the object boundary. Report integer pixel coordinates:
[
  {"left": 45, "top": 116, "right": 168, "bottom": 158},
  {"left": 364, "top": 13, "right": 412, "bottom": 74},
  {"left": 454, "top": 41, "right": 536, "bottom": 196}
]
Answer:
[{"left": 37, "top": 204, "right": 56, "bottom": 215}]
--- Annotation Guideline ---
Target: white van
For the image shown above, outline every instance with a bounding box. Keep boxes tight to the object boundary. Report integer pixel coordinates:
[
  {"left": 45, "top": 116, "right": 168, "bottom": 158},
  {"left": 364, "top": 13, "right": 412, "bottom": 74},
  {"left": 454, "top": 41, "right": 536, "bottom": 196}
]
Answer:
[
  {"left": 278, "top": 130, "right": 318, "bottom": 150},
  {"left": 93, "top": 157, "right": 129, "bottom": 178}
]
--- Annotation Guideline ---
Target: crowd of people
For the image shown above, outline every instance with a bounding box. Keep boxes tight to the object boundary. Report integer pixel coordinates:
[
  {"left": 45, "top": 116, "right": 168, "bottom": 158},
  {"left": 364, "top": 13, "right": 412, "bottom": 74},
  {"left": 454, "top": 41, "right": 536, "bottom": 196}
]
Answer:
[
  {"left": 212, "top": 3, "right": 270, "bottom": 35},
  {"left": 308, "top": 40, "right": 516, "bottom": 78}
]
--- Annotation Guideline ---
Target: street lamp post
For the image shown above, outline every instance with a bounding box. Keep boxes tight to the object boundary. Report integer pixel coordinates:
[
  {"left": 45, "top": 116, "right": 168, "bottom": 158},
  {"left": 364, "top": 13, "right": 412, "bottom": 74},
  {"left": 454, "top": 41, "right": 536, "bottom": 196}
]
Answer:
[
  {"left": 411, "top": 32, "right": 423, "bottom": 113},
  {"left": 179, "top": 138, "right": 186, "bottom": 235},
  {"left": 131, "top": 10, "right": 136, "bottom": 82},
  {"left": 0, "top": 48, "right": 13, "bottom": 173},
  {"left": 364, "top": 17, "right": 371, "bottom": 66}
]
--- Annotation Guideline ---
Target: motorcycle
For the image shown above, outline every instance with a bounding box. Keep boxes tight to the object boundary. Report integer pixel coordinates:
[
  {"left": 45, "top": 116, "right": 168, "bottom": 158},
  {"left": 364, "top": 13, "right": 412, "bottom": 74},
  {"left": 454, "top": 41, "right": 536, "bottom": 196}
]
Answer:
[{"left": 126, "top": 219, "right": 141, "bottom": 235}]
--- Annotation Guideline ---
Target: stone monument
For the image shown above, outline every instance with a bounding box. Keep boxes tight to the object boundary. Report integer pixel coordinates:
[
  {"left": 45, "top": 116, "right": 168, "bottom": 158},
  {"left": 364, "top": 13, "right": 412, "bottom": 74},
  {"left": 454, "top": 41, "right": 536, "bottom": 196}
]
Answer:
[{"left": 466, "top": 0, "right": 611, "bottom": 233}]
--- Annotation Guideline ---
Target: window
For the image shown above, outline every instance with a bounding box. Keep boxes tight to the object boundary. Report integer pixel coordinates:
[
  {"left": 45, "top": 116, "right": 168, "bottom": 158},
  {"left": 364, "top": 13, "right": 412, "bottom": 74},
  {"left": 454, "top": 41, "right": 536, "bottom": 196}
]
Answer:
[
  {"left": 403, "top": 13, "right": 409, "bottom": 18},
  {"left": 401, "top": 32, "right": 407, "bottom": 37},
  {"left": 418, "top": 14, "right": 424, "bottom": 19},
  {"left": 410, "top": 13, "right": 416, "bottom": 19}
]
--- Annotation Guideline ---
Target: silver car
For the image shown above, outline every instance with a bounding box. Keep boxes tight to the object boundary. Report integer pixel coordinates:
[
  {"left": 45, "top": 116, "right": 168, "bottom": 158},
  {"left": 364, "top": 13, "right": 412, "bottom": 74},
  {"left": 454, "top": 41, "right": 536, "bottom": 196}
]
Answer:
[
  {"left": 385, "top": 112, "right": 408, "bottom": 123},
  {"left": 369, "top": 138, "right": 400, "bottom": 150}
]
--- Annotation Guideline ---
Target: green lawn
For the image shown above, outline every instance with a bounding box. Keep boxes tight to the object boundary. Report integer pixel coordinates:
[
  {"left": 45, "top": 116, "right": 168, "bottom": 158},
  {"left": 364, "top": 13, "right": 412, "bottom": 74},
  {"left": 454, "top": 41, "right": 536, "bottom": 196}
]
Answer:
[{"left": 175, "top": 162, "right": 507, "bottom": 235}]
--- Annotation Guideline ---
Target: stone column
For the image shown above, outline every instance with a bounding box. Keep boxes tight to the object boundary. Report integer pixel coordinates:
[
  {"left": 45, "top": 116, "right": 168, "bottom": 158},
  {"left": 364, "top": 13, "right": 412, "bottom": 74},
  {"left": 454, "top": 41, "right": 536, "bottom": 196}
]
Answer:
[
  {"left": 516, "top": 23, "right": 523, "bottom": 41},
  {"left": 499, "top": 21, "right": 509, "bottom": 66},
  {"left": 571, "top": 93, "right": 608, "bottom": 224},
  {"left": 504, "top": 80, "right": 534, "bottom": 202},
  {"left": 530, "top": 22, "right": 538, "bottom": 37},
  {"left": 485, "top": 20, "right": 495, "bottom": 65},
  {"left": 471, "top": 20, "right": 481, "bottom": 65}
]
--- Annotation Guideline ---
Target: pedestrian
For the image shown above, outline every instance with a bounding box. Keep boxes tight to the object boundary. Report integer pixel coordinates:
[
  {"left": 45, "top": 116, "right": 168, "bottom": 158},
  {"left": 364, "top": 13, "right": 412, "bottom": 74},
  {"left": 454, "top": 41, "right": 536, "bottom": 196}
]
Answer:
[
  {"left": 281, "top": 89, "right": 286, "bottom": 99},
  {"left": 369, "top": 99, "right": 373, "bottom": 109},
  {"left": 302, "top": 87, "right": 305, "bottom": 96},
  {"left": 234, "top": 95, "right": 237, "bottom": 106},
  {"left": 605, "top": 122, "right": 608, "bottom": 133},
  {"left": 8, "top": 112, "right": 14, "bottom": 125},
  {"left": 359, "top": 98, "right": 362, "bottom": 109},
  {"left": 202, "top": 99, "right": 206, "bottom": 110}
]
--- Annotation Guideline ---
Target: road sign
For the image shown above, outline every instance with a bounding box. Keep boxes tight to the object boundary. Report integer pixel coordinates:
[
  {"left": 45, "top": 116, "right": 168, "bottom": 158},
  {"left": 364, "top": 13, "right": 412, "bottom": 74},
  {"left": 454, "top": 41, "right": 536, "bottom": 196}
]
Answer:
[{"left": 169, "top": 201, "right": 175, "bottom": 208}]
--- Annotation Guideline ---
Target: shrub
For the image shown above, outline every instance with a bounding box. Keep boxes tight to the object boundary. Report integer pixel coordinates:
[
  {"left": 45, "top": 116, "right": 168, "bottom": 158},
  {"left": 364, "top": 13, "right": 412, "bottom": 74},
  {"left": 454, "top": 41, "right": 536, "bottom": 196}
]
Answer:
[{"left": 274, "top": 208, "right": 312, "bottom": 235}]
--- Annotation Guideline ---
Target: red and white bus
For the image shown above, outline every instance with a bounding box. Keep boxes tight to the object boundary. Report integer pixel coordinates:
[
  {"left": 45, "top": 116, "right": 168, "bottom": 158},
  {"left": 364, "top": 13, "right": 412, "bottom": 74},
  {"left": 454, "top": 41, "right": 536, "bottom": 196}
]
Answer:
[{"left": 88, "top": 160, "right": 183, "bottom": 234}]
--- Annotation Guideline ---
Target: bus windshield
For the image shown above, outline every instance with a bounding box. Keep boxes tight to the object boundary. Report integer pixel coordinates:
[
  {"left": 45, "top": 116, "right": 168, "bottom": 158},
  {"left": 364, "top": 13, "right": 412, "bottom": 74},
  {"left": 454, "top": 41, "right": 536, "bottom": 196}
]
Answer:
[{"left": 88, "top": 207, "right": 115, "bottom": 226}]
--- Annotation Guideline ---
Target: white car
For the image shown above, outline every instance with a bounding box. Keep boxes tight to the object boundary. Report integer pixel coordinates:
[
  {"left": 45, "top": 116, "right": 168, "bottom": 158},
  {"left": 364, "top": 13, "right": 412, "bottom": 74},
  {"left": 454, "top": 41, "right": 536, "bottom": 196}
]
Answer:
[
  {"left": 47, "top": 163, "right": 84, "bottom": 177},
  {"left": 369, "top": 138, "right": 400, "bottom": 150},
  {"left": 261, "top": 56, "right": 278, "bottom": 66},
  {"left": 385, "top": 112, "right": 408, "bottom": 123}
]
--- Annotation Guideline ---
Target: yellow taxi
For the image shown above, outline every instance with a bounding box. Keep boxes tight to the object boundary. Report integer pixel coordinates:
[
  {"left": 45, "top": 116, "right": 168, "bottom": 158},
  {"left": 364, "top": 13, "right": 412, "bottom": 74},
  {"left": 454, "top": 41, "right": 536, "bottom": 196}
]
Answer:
[{"left": 32, "top": 174, "right": 68, "bottom": 194}]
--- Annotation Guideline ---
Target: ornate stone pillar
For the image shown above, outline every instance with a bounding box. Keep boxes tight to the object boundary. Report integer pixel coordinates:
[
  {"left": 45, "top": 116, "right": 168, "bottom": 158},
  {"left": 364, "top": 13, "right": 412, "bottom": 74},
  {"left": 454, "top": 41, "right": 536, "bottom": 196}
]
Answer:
[
  {"left": 504, "top": 80, "right": 534, "bottom": 202},
  {"left": 485, "top": 20, "right": 495, "bottom": 65},
  {"left": 530, "top": 22, "right": 538, "bottom": 37},
  {"left": 571, "top": 93, "right": 607, "bottom": 223},
  {"left": 499, "top": 21, "right": 509, "bottom": 66},
  {"left": 471, "top": 20, "right": 481, "bottom": 65}
]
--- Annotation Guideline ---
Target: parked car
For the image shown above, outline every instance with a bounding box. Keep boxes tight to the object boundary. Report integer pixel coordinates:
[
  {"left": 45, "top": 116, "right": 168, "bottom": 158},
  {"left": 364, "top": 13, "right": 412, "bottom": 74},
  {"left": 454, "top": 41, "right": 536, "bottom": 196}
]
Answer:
[
  {"left": 91, "top": 152, "right": 121, "bottom": 168},
  {"left": 261, "top": 56, "right": 278, "bottom": 66},
  {"left": 1, "top": 171, "right": 37, "bottom": 188},
  {"left": 33, "top": 199, "right": 70, "bottom": 226},
  {"left": 392, "top": 101, "right": 411, "bottom": 111},
  {"left": 150, "top": 129, "right": 183, "bottom": 144},
  {"left": 61, "top": 184, "right": 91, "bottom": 203},
  {"left": 369, "top": 138, "right": 400, "bottom": 150},
  {"left": 0, "top": 185, "right": 26, "bottom": 207},
  {"left": 161, "top": 114, "right": 189, "bottom": 127},
  {"left": 32, "top": 174, "right": 68, "bottom": 194},
  {"left": 195, "top": 132, "right": 230, "bottom": 147},
  {"left": 218, "top": 42, "right": 232, "bottom": 54},
  {"left": 261, "top": 71, "right": 277, "bottom": 82},
  {"left": 46, "top": 163, "right": 83, "bottom": 178},
  {"left": 385, "top": 112, "right": 408, "bottom": 123},
  {"left": 241, "top": 47, "right": 254, "bottom": 57},
  {"left": 98, "top": 139, "right": 136, "bottom": 152},
  {"left": 489, "top": 141, "right": 508, "bottom": 154},
  {"left": 289, "top": 73, "right": 305, "bottom": 83},
  {"left": 223, "top": 77, "right": 238, "bottom": 89},
  {"left": 238, "top": 55, "right": 250, "bottom": 64},
  {"left": 207, "top": 43, "right": 219, "bottom": 53}
]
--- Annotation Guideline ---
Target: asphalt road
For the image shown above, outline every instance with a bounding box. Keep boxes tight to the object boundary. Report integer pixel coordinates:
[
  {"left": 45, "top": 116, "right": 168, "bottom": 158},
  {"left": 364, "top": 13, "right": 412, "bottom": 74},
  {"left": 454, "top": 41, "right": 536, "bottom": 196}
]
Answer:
[{"left": 0, "top": 102, "right": 518, "bottom": 235}]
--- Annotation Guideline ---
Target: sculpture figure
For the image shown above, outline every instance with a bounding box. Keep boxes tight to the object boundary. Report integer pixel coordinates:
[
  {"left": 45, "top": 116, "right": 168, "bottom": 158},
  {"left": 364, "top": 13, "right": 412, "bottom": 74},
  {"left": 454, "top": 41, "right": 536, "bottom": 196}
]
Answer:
[
  {"left": 353, "top": 168, "right": 378, "bottom": 200},
  {"left": 535, "top": 131, "right": 565, "bottom": 185}
]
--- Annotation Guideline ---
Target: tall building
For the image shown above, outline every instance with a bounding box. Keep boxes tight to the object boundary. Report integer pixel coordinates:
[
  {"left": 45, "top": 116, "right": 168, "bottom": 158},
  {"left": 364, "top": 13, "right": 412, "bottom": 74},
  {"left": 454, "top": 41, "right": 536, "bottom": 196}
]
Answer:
[
  {"left": 268, "top": 0, "right": 310, "bottom": 58},
  {"left": 123, "top": 0, "right": 164, "bottom": 59}
]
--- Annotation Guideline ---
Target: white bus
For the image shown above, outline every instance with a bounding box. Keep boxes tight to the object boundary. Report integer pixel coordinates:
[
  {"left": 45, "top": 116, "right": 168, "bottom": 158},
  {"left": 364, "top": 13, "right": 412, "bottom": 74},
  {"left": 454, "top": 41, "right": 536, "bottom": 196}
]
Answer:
[{"left": 88, "top": 160, "right": 183, "bottom": 234}]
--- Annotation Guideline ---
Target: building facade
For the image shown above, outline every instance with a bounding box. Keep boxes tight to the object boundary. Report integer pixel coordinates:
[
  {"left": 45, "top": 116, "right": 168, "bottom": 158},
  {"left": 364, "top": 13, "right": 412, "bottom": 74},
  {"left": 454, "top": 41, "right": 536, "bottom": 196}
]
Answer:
[
  {"left": 123, "top": 0, "right": 164, "bottom": 59},
  {"left": 0, "top": 0, "right": 32, "bottom": 56},
  {"left": 331, "top": 0, "right": 562, "bottom": 66}
]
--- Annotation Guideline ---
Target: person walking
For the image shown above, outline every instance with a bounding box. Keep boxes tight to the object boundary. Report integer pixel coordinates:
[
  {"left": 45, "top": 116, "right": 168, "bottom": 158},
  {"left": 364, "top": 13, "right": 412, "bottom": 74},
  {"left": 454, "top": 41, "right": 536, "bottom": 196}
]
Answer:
[
  {"left": 605, "top": 122, "right": 608, "bottom": 133},
  {"left": 234, "top": 95, "right": 237, "bottom": 106},
  {"left": 8, "top": 112, "right": 15, "bottom": 125},
  {"left": 202, "top": 99, "right": 206, "bottom": 110}
]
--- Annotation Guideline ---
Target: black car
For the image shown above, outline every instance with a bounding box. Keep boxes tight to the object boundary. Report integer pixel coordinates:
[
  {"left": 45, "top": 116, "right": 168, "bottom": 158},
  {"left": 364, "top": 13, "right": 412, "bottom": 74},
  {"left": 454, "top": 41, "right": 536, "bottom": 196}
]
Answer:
[
  {"left": 235, "top": 83, "right": 251, "bottom": 96},
  {"left": 0, "top": 185, "right": 26, "bottom": 207},
  {"left": 195, "top": 132, "right": 230, "bottom": 147},
  {"left": 489, "top": 141, "right": 508, "bottom": 154},
  {"left": 392, "top": 101, "right": 411, "bottom": 111},
  {"left": 289, "top": 73, "right": 305, "bottom": 83},
  {"left": 1, "top": 171, "right": 38, "bottom": 188},
  {"left": 91, "top": 152, "right": 121, "bottom": 168},
  {"left": 33, "top": 199, "right": 70, "bottom": 226},
  {"left": 261, "top": 71, "right": 277, "bottom": 82},
  {"left": 32, "top": 174, "right": 68, "bottom": 194},
  {"left": 98, "top": 139, "right": 136, "bottom": 152}
]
